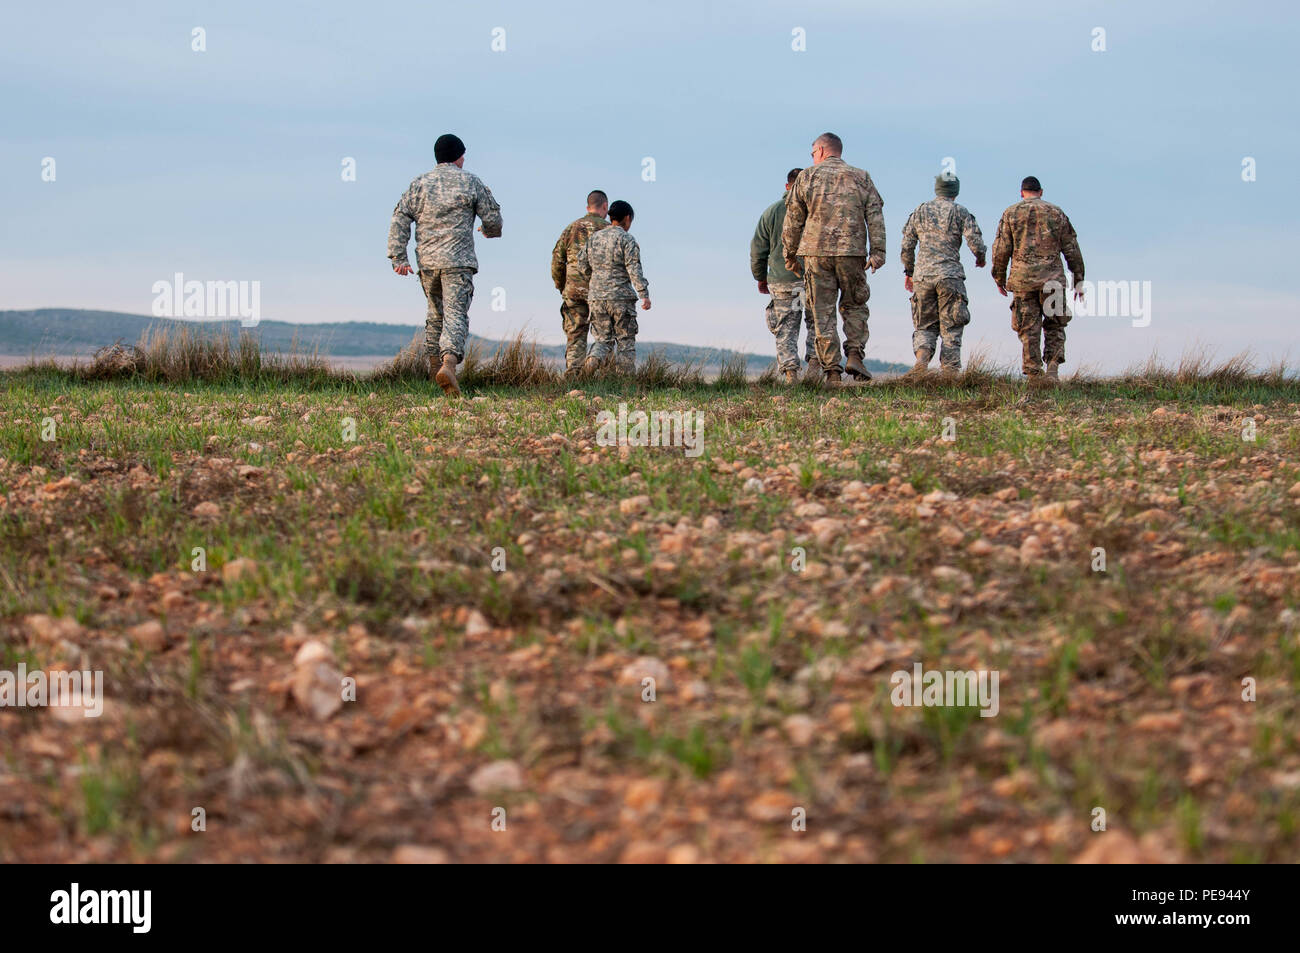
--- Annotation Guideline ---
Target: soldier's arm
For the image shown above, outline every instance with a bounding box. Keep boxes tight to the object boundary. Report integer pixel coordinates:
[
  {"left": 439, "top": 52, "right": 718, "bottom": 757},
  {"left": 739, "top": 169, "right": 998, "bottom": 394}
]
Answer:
[
  {"left": 1058, "top": 212, "right": 1084, "bottom": 284},
  {"left": 624, "top": 235, "right": 650, "bottom": 301},
  {"left": 781, "top": 182, "right": 807, "bottom": 271},
  {"left": 900, "top": 211, "right": 918, "bottom": 277},
  {"left": 576, "top": 236, "right": 592, "bottom": 279},
  {"left": 864, "top": 174, "right": 886, "bottom": 268},
  {"left": 991, "top": 212, "right": 1013, "bottom": 287},
  {"left": 387, "top": 184, "right": 418, "bottom": 266},
  {"left": 551, "top": 229, "right": 568, "bottom": 291},
  {"left": 475, "top": 183, "right": 503, "bottom": 238},
  {"left": 750, "top": 211, "right": 771, "bottom": 283},
  {"left": 964, "top": 209, "right": 987, "bottom": 267}
]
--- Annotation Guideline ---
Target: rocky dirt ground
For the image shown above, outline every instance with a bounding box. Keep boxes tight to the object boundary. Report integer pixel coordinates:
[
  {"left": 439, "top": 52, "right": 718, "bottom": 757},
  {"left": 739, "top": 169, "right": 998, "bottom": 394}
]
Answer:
[{"left": 2, "top": 369, "right": 1299, "bottom": 863}]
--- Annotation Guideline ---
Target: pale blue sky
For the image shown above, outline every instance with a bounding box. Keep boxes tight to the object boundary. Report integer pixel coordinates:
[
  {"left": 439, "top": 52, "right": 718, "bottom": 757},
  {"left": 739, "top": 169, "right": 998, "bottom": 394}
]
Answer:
[{"left": 2, "top": 0, "right": 1297, "bottom": 370}]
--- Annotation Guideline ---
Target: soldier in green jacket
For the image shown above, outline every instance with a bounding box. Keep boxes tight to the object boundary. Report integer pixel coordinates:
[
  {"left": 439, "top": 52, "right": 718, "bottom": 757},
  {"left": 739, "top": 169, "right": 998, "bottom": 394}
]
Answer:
[{"left": 751, "top": 168, "right": 818, "bottom": 383}]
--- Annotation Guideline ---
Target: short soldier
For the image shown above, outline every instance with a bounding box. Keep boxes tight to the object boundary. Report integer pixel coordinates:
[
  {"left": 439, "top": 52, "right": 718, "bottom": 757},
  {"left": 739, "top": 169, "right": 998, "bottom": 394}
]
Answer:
[
  {"left": 751, "top": 168, "right": 818, "bottom": 383},
  {"left": 782, "top": 132, "right": 886, "bottom": 383},
  {"left": 901, "top": 174, "right": 986, "bottom": 374},
  {"left": 551, "top": 191, "right": 611, "bottom": 376},
  {"left": 577, "top": 200, "right": 651, "bottom": 373},
  {"left": 991, "top": 176, "right": 1085, "bottom": 379},
  {"left": 388, "top": 133, "right": 503, "bottom": 396}
]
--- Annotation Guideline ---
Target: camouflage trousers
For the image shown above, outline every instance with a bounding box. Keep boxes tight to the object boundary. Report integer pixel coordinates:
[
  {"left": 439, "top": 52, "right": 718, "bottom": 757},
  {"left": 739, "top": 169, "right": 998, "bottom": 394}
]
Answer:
[
  {"left": 765, "top": 283, "right": 816, "bottom": 372},
  {"left": 1011, "top": 287, "right": 1071, "bottom": 374},
  {"left": 419, "top": 267, "right": 475, "bottom": 361},
  {"left": 803, "top": 256, "right": 870, "bottom": 374},
  {"left": 560, "top": 297, "right": 591, "bottom": 374},
  {"left": 585, "top": 299, "right": 638, "bottom": 373},
  {"left": 911, "top": 277, "right": 971, "bottom": 369}
]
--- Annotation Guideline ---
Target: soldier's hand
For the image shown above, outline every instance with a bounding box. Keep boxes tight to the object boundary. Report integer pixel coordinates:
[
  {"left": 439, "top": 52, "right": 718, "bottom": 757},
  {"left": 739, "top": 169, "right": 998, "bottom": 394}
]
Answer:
[
  {"left": 785, "top": 259, "right": 802, "bottom": 277},
  {"left": 640, "top": 298, "right": 652, "bottom": 311},
  {"left": 393, "top": 263, "right": 414, "bottom": 276},
  {"left": 995, "top": 281, "right": 1008, "bottom": 297},
  {"left": 904, "top": 276, "right": 913, "bottom": 293},
  {"left": 867, "top": 253, "right": 885, "bottom": 273},
  {"left": 1072, "top": 286, "right": 1086, "bottom": 302},
  {"left": 757, "top": 281, "right": 769, "bottom": 295},
  {"left": 975, "top": 258, "right": 987, "bottom": 269}
]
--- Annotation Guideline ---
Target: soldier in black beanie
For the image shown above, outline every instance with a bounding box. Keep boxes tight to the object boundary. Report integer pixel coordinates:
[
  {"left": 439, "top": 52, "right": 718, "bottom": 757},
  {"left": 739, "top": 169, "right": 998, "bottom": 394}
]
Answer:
[{"left": 388, "top": 134, "right": 502, "bottom": 396}]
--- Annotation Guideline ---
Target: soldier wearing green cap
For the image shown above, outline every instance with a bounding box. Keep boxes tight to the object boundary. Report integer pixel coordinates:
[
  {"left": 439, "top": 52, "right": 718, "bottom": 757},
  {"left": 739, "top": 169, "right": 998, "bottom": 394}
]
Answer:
[{"left": 900, "top": 173, "right": 986, "bottom": 374}]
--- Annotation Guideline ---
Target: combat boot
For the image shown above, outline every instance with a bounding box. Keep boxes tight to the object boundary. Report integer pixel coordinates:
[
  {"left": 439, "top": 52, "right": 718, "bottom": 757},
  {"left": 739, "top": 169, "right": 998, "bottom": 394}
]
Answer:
[
  {"left": 1045, "top": 359, "right": 1060, "bottom": 380},
  {"left": 435, "top": 354, "right": 461, "bottom": 397},
  {"left": 784, "top": 369, "right": 800, "bottom": 384},
  {"left": 427, "top": 353, "right": 439, "bottom": 382},
  {"left": 845, "top": 354, "right": 872, "bottom": 381},
  {"left": 904, "top": 349, "right": 932, "bottom": 379},
  {"left": 824, "top": 369, "right": 842, "bottom": 384}
]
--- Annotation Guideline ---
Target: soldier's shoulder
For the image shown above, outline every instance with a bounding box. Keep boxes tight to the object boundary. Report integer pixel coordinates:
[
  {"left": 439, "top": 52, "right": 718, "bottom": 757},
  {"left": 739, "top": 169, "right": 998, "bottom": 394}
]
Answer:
[
  {"left": 1044, "top": 201, "right": 1075, "bottom": 224},
  {"left": 847, "top": 163, "right": 877, "bottom": 188}
]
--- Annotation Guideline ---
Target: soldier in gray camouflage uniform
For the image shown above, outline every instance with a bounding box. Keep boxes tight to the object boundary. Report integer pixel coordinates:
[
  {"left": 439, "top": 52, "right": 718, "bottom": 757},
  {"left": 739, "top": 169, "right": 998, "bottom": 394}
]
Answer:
[
  {"left": 388, "top": 133, "right": 503, "bottom": 396},
  {"left": 751, "top": 168, "right": 818, "bottom": 383},
  {"left": 782, "top": 133, "right": 886, "bottom": 383},
  {"left": 576, "top": 200, "right": 651, "bottom": 373},
  {"left": 901, "top": 174, "right": 986, "bottom": 374}
]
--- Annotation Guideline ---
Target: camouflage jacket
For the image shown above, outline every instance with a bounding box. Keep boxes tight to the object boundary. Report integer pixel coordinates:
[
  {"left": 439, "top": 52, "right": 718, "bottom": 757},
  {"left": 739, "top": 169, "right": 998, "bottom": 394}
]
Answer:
[
  {"left": 576, "top": 226, "right": 649, "bottom": 301},
  {"left": 388, "top": 164, "right": 503, "bottom": 273},
  {"left": 782, "top": 156, "right": 885, "bottom": 264},
  {"left": 901, "top": 198, "right": 986, "bottom": 281},
  {"left": 750, "top": 195, "right": 801, "bottom": 285},
  {"left": 550, "top": 213, "right": 611, "bottom": 299},
  {"left": 991, "top": 197, "right": 1084, "bottom": 293}
]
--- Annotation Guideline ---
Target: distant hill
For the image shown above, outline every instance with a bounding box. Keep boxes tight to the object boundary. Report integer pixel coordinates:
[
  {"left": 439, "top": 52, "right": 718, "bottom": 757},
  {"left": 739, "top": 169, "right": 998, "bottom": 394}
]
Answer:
[{"left": 0, "top": 309, "right": 910, "bottom": 374}]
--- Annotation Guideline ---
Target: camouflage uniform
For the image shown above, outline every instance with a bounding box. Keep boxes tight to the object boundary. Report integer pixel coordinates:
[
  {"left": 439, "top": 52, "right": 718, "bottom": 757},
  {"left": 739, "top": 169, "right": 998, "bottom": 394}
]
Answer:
[
  {"left": 782, "top": 157, "right": 885, "bottom": 373},
  {"left": 577, "top": 226, "right": 650, "bottom": 373},
  {"left": 764, "top": 283, "right": 807, "bottom": 372},
  {"left": 991, "top": 197, "right": 1084, "bottom": 375},
  {"left": 752, "top": 194, "right": 816, "bottom": 373},
  {"left": 388, "top": 164, "right": 503, "bottom": 361},
  {"left": 901, "top": 197, "right": 986, "bottom": 369},
  {"left": 551, "top": 212, "right": 611, "bottom": 374}
]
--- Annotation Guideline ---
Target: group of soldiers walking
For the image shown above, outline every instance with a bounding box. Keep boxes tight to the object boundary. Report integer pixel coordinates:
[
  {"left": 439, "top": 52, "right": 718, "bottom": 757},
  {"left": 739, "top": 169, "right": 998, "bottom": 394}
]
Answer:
[
  {"left": 751, "top": 132, "right": 1087, "bottom": 382},
  {"left": 387, "top": 131, "right": 1086, "bottom": 396}
]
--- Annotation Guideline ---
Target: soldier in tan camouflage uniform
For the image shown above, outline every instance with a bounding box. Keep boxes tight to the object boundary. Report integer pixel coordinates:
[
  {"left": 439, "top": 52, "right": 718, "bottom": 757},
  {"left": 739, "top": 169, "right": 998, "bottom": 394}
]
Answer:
[
  {"left": 388, "top": 133, "right": 503, "bottom": 396},
  {"left": 752, "top": 168, "right": 818, "bottom": 383},
  {"left": 576, "top": 200, "right": 651, "bottom": 373},
  {"left": 782, "top": 132, "right": 886, "bottom": 382},
  {"left": 551, "top": 190, "right": 611, "bottom": 376},
  {"left": 901, "top": 174, "right": 986, "bottom": 374},
  {"left": 991, "top": 176, "right": 1085, "bottom": 379}
]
